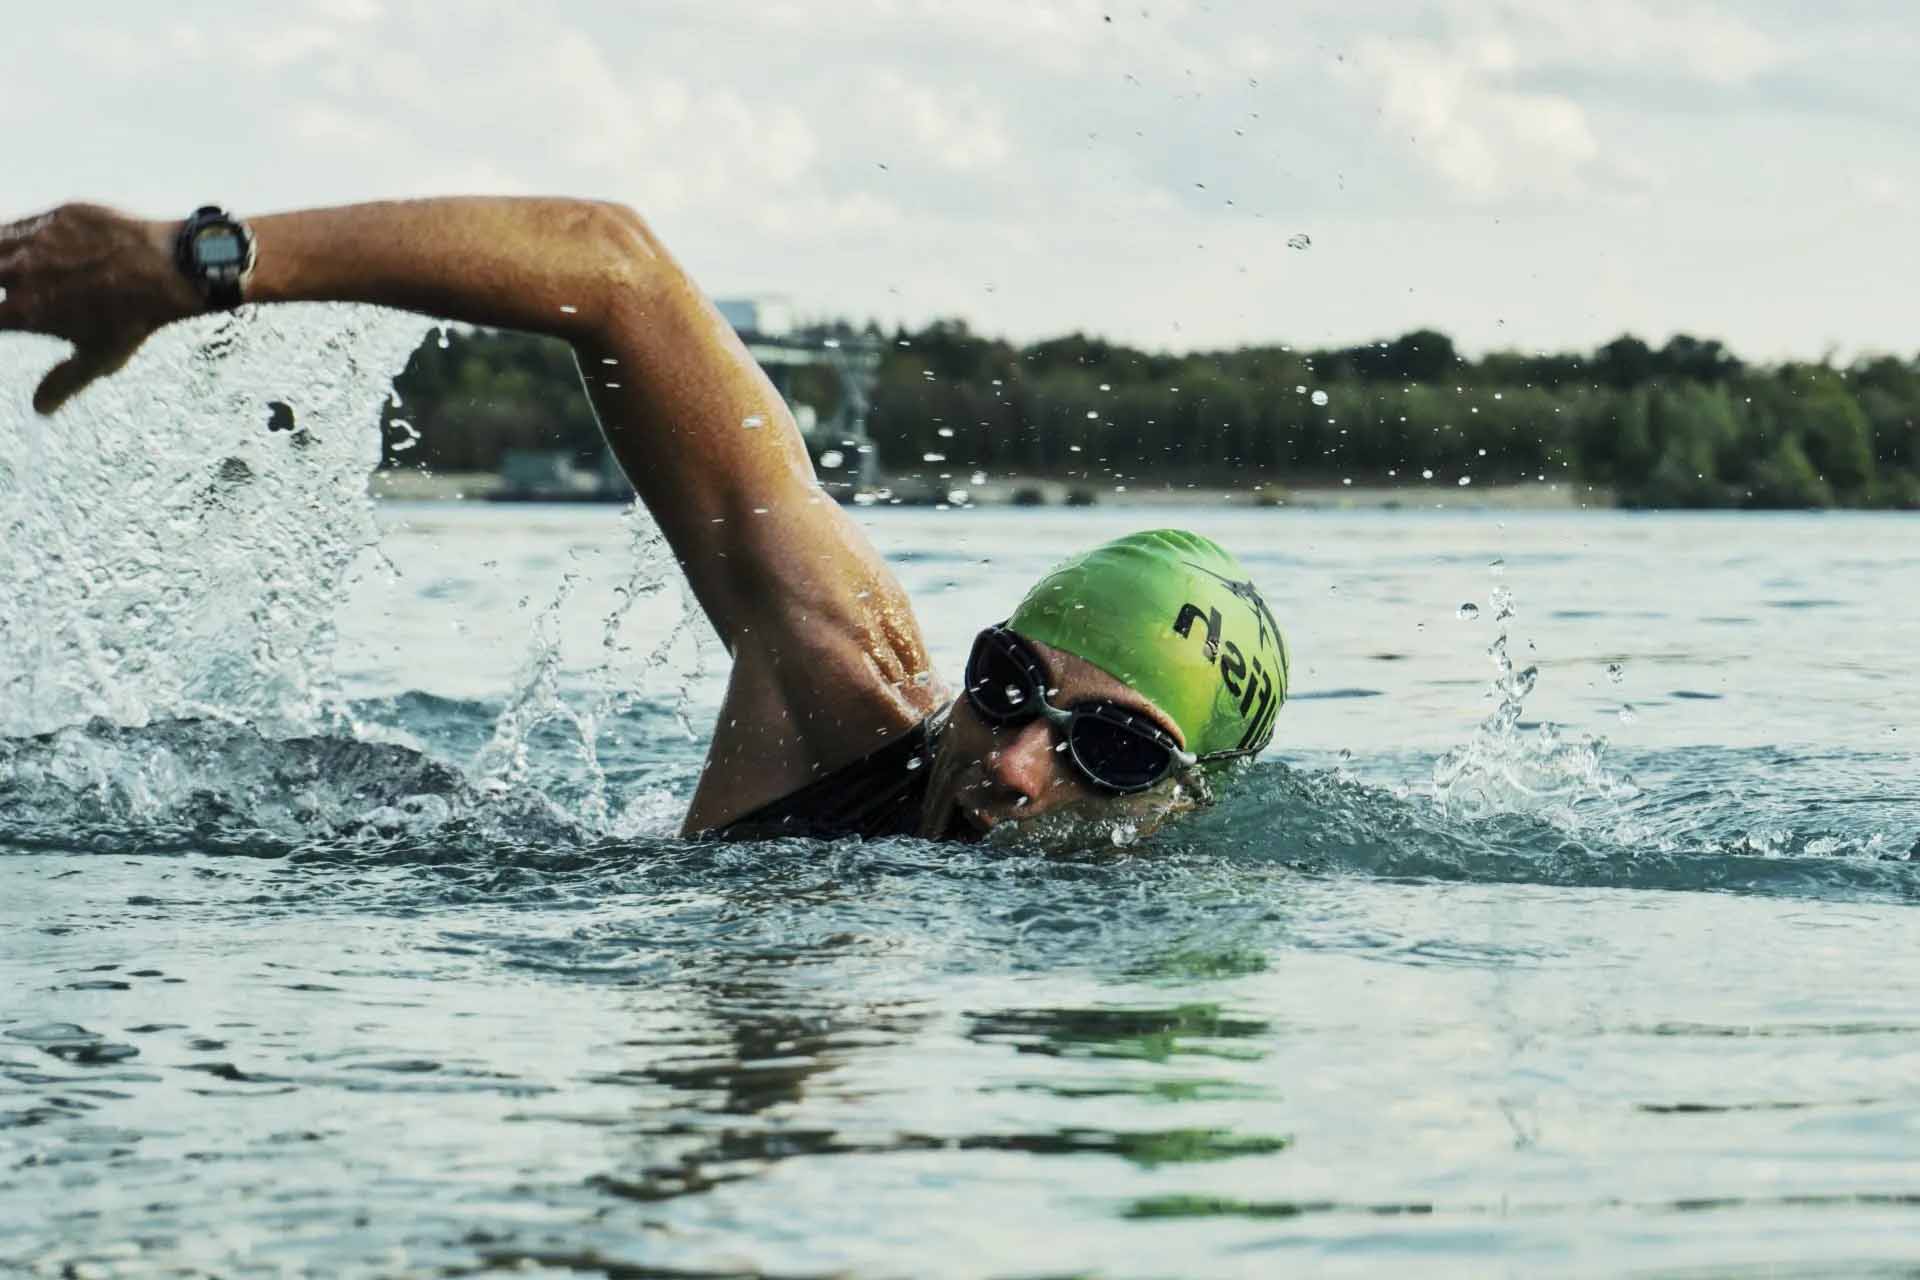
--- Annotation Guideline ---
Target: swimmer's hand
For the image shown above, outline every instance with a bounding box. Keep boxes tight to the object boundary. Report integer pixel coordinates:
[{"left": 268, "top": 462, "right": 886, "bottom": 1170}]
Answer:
[{"left": 0, "top": 204, "right": 200, "bottom": 415}]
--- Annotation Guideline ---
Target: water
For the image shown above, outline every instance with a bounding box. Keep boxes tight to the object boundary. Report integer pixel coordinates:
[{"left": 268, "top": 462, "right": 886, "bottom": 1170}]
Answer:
[{"left": 5, "top": 315, "right": 1920, "bottom": 1276}]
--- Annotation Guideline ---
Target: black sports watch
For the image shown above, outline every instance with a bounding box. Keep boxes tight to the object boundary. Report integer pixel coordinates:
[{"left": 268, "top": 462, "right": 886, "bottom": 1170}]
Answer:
[{"left": 174, "top": 206, "right": 257, "bottom": 311}]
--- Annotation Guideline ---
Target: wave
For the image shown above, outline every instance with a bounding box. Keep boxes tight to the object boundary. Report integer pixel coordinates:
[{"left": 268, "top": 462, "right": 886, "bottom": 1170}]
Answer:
[{"left": 3, "top": 712, "right": 1915, "bottom": 908}]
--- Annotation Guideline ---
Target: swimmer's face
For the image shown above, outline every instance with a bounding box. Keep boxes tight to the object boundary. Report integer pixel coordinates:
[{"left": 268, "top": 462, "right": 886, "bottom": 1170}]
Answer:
[{"left": 918, "top": 633, "right": 1200, "bottom": 851}]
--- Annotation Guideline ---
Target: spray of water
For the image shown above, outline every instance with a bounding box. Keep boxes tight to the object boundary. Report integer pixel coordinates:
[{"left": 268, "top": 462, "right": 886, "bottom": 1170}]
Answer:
[
  {"left": 0, "top": 309, "right": 709, "bottom": 847},
  {"left": 1, "top": 307, "right": 430, "bottom": 737},
  {"left": 1429, "top": 563, "right": 1639, "bottom": 824},
  {"left": 471, "top": 503, "right": 712, "bottom": 832}
]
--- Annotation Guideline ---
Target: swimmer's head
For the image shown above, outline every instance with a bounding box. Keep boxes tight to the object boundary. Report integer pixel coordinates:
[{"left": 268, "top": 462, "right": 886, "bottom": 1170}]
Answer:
[{"left": 921, "top": 529, "right": 1288, "bottom": 851}]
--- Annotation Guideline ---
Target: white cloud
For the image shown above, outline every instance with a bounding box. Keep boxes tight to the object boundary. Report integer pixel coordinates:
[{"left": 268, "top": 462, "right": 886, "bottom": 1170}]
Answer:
[
  {"left": 4, "top": 0, "right": 1913, "bottom": 361},
  {"left": 866, "top": 71, "right": 1012, "bottom": 174},
  {"left": 1857, "top": 171, "right": 1906, "bottom": 209},
  {"left": 1358, "top": 37, "right": 1600, "bottom": 200}
]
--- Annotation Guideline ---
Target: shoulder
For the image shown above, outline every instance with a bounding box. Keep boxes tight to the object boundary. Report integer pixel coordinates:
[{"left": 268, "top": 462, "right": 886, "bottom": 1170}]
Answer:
[{"left": 678, "top": 507, "right": 951, "bottom": 833}]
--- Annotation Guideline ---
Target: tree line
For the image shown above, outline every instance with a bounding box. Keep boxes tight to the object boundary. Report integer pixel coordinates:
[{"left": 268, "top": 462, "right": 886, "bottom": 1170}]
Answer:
[{"left": 385, "top": 323, "right": 1920, "bottom": 508}]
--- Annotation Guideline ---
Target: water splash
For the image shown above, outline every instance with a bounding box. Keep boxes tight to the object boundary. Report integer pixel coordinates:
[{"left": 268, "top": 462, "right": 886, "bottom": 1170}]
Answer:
[
  {"left": 1430, "top": 564, "right": 1636, "bottom": 824},
  {"left": 0, "top": 306, "right": 432, "bottom": 739},
  {"left": 0, "top": 713, "right": 583, "bottom": 853},
  {"left": 472, "top": 502, "right": 711, "bottom": 834},
  {"left": 2, "top": 309, "right": 713, "bottom": 847}
]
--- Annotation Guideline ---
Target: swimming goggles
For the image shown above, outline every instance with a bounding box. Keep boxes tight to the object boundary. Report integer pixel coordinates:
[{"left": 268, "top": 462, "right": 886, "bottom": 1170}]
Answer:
[{"left": 964, "top": 624, "right": 1198, "bottom": 794}]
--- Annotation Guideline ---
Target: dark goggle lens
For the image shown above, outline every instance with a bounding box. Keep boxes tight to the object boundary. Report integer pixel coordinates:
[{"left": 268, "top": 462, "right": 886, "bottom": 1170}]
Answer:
[
  {"left": 966, "top": 632, "right": 1040, "bottom": 722},
  {"left": 1068, "top": 712, "right": 1175, "bottom": 792}
]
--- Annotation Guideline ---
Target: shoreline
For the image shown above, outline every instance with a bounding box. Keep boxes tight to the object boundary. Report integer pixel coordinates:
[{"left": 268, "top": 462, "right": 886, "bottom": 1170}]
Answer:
[{"left": 370, "top": 469, "right": 1613, "bottom": 511}]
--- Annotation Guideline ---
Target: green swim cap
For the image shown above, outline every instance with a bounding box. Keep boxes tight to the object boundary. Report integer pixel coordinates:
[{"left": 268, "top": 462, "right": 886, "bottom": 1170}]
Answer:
[{"left": 1006, "top": 529, "right": 1288, "bottom": 759}]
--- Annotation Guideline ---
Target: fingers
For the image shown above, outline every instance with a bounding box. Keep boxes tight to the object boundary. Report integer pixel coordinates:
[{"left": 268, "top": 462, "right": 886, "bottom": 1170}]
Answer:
[{"left": 33, "top": 341, "right": 137, "bottom": 416}]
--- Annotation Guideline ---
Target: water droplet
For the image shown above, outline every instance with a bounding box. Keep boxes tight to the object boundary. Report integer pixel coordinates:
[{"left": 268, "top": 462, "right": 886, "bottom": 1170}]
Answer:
[
  {"left": 1456, "top": 602, "right": 1480, "bottom": 620},
  {"left": 819, "top": 450, "right": 845, "bottom": 470},
  {"left": 1489, "top": 558, "right": 1505, "bottom": 575},
  {"left": 1287, "top": 232, "right": 1312, "bottom": 250},
  {"left": 1099, "top": 383, "right": 1112, "bottom": 392},
  {"left": 923, "top": 452, "right": 946, "bottom": 463},
  {"left": 912, "top": 670, "right": 931, "bottom": 686},
  {"left": 1421, "top": 469, "right": 1434, "bottom": 480},
  {"left": 905, "top": 755, "right": 924, "bottom": 771},
  {"left": 741, "top": 414, "right": 766, "bottom": 430},
  {"left": 1605, "top": 662, "right": 1625, "bottom": 684},
  {"left": 1110, "top": 822, "right": 1139, "bottom": 847},
  {"left": 937, "top": 426, "right": 955, "bottom": 438},
  {"left": 1618, "top": 705, "right": 1637, "bottom": 724},
  {"left": 1337, "top": 748, "right": 1353, "bottom": 765},
  {"left": 1310, "top": 389, "right": 1329, "bottom": 407},
  {"left": 947, "top": 489, "right": 970, "bottom": 505},
  {"left": 1086, "top": 410, "right": 1101, "bottom": 420},
  {"left": 559, "top": 305, "right": 579, "bottom": 315},
  {"left": 824, "top": 337, "right": 842, "bottom": 348},
  {"left": 1294, "top": 384, "right": 1307, "bottom": 394},
  {"left": 1458, "top": 476, "right": 1473, "bottom": 487},
  {"left": 971, "top": 470, "right": 988, "bottom": 485},
  {"left": 1004, "top": 683, "right": 1026, "bottom": 705}
]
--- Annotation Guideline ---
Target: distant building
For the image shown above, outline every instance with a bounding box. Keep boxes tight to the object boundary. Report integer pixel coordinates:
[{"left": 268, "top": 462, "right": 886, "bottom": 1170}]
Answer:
[
  {"left": 715, "top": 296, "right": 794, "bottom": 339},
  {"left": 492, "top": 301, "right": 883, "bottom": 501}
]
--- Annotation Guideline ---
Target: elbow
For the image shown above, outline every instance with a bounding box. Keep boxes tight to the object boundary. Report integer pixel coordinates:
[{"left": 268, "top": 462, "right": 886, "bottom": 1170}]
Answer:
[
  {"left": 588, "top": 200, "right": 660, "bottom": 257},
  {"left": 585, "top": 201, "right": 669, "bottom": 304}
]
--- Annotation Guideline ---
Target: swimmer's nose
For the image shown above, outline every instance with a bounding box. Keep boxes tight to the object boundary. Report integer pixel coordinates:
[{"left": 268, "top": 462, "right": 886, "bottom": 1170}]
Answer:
[{"left": 982, "top": 718, "right": 1067, "bottom": 810}]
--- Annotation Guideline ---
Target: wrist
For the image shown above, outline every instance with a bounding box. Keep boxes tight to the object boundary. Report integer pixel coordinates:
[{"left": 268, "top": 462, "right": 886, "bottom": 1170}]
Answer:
[{"left": 143, "top": 219, "right": 205, "bottom": 323}]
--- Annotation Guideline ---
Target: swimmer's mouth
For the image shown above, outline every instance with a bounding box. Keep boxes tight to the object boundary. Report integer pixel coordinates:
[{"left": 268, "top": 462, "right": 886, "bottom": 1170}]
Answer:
[{"left": 947, "top": 804, "right": 992, "bottom": 842}]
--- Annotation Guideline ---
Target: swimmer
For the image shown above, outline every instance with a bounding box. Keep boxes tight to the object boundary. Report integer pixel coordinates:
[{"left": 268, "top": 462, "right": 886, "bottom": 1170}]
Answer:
[{"left": 0, "top": 198, "right": 1287, "bottom": 847}]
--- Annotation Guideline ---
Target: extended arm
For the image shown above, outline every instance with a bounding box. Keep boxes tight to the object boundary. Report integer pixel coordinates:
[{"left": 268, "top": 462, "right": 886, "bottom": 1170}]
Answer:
[{"left": 0, "top": 198, "right": 946, "bottom": 829}]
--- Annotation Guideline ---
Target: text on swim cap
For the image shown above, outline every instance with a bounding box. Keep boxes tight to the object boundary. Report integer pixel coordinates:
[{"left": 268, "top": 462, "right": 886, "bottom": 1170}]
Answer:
[{"left": 1172, "top": 602, "right": 1280, "bottom": 753}]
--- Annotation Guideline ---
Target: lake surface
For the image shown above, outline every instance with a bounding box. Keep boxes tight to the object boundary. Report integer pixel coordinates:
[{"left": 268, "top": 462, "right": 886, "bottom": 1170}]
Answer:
[{"left": 5, "top": 314, "right": 1920, "bottom": 1277}]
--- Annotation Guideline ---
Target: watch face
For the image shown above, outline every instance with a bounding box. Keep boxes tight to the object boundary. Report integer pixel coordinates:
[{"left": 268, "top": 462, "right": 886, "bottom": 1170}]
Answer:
[
  {"left": 196, "top": 231, "right": 244, "bottom": 267},
  {"left": 192, "top": 225, "right": 251, "bottom": 283}
]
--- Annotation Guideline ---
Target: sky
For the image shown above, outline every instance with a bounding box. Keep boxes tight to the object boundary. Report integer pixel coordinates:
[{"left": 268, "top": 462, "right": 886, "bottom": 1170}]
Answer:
[{"left": 5, "top": 0, "right": 1916, "bottom": 360}]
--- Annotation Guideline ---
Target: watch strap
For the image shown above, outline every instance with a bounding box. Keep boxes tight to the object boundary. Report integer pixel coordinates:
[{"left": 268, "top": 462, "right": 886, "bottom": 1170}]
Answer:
[{"left": 206, "top": 278, "right": 245, "bottom": 311}]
